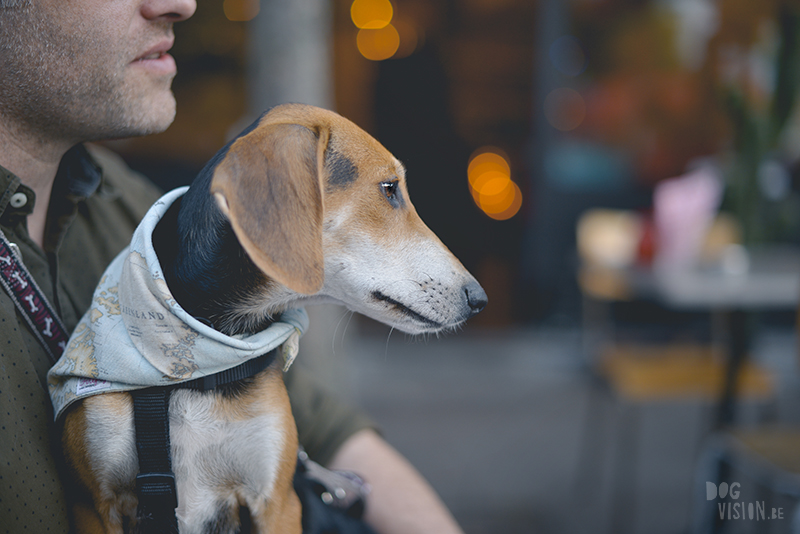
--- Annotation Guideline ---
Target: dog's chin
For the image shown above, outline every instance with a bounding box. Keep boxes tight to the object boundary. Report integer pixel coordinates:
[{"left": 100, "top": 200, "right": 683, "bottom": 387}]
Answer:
[
  {"left": 393, "top": 319, "right": 462, "bottom": 336},
  {"left": 365, "top": 291, "right": 465, "bottom": 336},
  {"left": 368, "top": 312, "right": 459, "bottom": 336}
]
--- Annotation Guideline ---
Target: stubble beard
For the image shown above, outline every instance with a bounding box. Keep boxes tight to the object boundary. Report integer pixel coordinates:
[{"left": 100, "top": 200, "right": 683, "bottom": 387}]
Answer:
[{"left": 0, "top": 4, "right": 177, "bottom": 147}]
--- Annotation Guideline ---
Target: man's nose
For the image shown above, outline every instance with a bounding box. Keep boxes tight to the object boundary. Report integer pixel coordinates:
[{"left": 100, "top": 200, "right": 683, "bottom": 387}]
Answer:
[{"left": 141, "top": 0, "right": 197, "bottom": 22}]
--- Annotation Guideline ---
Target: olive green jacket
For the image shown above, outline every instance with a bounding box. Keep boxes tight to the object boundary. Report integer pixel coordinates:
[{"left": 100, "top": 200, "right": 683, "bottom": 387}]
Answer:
[{"left": 0, "top": 145, "right": 371, "bottom": 533}]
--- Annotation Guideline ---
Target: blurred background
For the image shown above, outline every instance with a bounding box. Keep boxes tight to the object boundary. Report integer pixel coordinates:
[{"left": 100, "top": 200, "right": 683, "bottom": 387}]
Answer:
[{"left": 106, "top": 0, "right": 800, "bottom": 532}]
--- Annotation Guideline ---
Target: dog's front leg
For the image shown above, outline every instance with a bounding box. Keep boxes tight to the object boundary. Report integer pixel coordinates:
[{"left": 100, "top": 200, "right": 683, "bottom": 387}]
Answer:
[
  {"left": 62, "top": 394, "right": 139, "bottom": 534},
  {"left": 242, "top": 369, "right": 302, "bottom": 534},
  {"left": 254, "top": 472, "right": 302, "bottom": 534}
]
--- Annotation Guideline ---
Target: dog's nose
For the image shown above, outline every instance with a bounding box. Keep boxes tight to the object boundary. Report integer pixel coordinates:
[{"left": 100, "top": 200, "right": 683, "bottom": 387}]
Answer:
[{"left": 464, "top": 281, "right": 488, "bottom": 317}]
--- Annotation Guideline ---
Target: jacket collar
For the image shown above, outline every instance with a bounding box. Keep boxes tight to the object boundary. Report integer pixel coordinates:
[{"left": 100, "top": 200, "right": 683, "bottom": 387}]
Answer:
[
  {"left": 0, "top": 144, "right": 102, "bottom": 219},
  {"left": 0, "top": 144, "right": 104, "bottom": 252}
]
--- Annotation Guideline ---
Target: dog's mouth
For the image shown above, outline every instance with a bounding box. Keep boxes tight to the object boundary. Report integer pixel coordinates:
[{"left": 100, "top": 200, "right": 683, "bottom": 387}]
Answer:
[{"left": 370, "top": 291, "right": 443, "bottom": 331}]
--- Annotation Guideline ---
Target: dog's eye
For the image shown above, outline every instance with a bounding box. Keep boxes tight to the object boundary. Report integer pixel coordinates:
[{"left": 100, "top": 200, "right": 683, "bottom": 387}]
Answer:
[
  {"left": 381, "top": 181, "right": 397, "bottom": 197},
  {"left": 380, "top": 180, "right": 403, "bottom": 208}
]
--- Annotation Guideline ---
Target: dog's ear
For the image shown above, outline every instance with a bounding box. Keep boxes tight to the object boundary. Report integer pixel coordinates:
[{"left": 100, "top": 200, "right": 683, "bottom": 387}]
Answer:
[{"left": 210, "top": 122, "right": 328, "bottom": 295}]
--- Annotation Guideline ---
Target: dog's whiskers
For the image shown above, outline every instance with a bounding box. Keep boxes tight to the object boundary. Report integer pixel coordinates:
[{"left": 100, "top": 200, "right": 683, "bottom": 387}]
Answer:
[
  {"left": 384, "top": 326, "right": 395, "bottom": 361},
  {"left": 331, "top": 307, "right": 351, "bottom": 357},
  {"left": 341, "top": 310, "right": 356, "bottom": 349},
  {"left": 331, "top": 308, "right": 357, "bottom": 357}
]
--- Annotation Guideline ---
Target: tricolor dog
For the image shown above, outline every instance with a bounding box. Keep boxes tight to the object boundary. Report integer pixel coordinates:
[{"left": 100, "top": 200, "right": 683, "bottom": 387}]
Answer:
[{"left": 50, "top": 104, "right": 487, "bottom": 533}]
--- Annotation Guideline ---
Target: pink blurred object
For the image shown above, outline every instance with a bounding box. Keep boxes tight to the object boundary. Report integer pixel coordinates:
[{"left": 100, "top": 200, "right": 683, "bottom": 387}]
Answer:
[{"left": 653, "top": 165, "right": 723, "bottom": 270}]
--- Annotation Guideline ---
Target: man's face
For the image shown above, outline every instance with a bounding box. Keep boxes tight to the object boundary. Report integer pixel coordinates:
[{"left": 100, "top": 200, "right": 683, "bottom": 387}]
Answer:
[{"left": 0, "top": 0, "right": 196, "bottom": 145}]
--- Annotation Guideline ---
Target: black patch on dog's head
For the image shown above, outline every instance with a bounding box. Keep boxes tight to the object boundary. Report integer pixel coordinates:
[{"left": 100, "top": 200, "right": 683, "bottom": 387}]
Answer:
[{"left": 325, "top": 149, "right": 357, "bottom": 190}]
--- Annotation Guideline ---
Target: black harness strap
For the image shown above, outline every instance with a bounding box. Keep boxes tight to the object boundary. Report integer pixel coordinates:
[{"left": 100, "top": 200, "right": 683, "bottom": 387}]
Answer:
[
  {"left": 132, "top": 349, "right": 278, "bottom": 532},
  {"left": 180, "top": 349, "right": 278, "bottom": 391},
  {"left": 133, "top": 388, "right": 178, "bottom": 532}
]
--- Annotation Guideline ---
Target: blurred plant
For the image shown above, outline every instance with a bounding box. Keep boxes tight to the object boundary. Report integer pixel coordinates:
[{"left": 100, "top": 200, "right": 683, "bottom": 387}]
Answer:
[
  {"left": 571, "top": 2, "right": 729, "bottom": 185},
  {"left": 720, "top": 1, "right": 800, "bottom": 243}
]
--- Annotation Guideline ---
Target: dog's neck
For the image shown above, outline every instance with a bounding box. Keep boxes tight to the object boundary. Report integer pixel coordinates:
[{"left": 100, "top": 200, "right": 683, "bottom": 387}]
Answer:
[{"left": 153, "top": 176, "right": 278, "bottom": 337}]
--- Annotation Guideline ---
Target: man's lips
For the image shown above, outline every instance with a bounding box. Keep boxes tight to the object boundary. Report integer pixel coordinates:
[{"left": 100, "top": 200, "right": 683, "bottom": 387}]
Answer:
[
  {"left": 134, "top": 38, "right": 174, "bottom": 61},
  {"left": 131, "top": 40, "right": 176, "bottom": 75},
  {"left": 138, "top": 51, "right": 167, "bottom": 61}
]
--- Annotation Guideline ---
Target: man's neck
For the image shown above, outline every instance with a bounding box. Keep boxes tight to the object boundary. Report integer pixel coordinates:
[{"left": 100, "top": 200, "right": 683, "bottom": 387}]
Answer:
[{"left": 0, "top": 120, "right": 74, "bottom": 250}]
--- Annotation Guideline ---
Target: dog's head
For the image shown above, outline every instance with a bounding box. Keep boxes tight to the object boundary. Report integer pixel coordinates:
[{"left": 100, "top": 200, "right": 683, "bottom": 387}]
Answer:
[{"left": 208, "top": 103, "right": 486, "bottom": 335}]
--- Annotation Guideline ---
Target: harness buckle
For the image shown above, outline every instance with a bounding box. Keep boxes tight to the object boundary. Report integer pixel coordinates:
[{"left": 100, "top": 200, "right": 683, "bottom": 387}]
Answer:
[
  {"left": 136, "top": 471, "right": 179, "bottom": 511},
  {"left": 202, "top": 372, "right": 218, "bottom": 390}
]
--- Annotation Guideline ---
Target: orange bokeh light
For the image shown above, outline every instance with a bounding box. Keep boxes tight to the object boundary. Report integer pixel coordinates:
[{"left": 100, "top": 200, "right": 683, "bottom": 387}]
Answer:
[
  {"left": 223, "top": 0, "right": 259, "bottom": 21},
  {"left": 467, "top": 148, "right": 522, "bottom": 220},
  {"left": 469, "top": 171, "right": 507, "bottom": 202},
  {"left": 357, "top": 25, "right": 400, "bottom": 61},
  {"left": 351, "top": 0, "right": 394, "bottom": 30},
  {"left": 480, "top": 178, "right": 515, "bottom": 209},
  {"left": 468, "top": 149, "right": 510, "bottom": 183},
  {"left": 392, "top": 17, "right": 420, "bottom": 59},
  {"left": 485, "top": 181, "right": 522, "bottom": 220}
]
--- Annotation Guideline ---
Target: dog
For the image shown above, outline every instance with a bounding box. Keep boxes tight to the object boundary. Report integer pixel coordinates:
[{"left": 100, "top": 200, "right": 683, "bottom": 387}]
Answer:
[{"left": 55, "top": 103, "right": 487, "bottom": 533}]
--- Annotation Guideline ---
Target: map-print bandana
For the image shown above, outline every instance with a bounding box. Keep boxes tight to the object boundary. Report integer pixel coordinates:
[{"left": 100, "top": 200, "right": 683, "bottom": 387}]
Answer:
[{"left": 48, "top": 187, "right": 308, "bottom": 420}]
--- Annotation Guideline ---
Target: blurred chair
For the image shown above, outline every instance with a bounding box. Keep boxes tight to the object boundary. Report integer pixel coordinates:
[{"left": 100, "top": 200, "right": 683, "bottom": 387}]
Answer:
[
  {"left": 574, "top": 209, "right": 777, "bottom": 534},
  {"left": 692, "top": 306, "right": 800, "bottom": 534},
  {"left": 583, "top": 344, "right": 775, "bottom": 534},
  {"left": 693, "top": 428, "right": 800, "bottom": 534}
]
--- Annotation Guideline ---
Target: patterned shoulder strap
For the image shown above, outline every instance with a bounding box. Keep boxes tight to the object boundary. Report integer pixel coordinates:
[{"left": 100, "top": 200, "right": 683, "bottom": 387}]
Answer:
[{"left": 0, "top": 230, "right": 69, "bottom": 363}]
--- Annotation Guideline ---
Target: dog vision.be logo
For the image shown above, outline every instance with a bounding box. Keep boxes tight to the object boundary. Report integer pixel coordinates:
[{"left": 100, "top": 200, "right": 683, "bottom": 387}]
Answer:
[{"left": 707, "top": 482, "right": 784, "bottom": 522}]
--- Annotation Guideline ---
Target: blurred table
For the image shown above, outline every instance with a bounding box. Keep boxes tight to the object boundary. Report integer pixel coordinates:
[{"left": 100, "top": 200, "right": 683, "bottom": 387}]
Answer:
[{"left": 579, "top": 246, "right": 800, "bottom": 427}]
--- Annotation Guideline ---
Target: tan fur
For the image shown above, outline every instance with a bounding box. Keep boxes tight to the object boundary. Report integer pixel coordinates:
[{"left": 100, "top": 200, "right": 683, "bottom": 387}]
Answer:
[
  {"left": 64, "top": 370, "right": 300, "bottom": 534},
  {"left": 212, "top": 122, "right": 326, "bottom": 295},
  {"left": 63, "top": 395, "right": 139, "bottom": 532},
  {"left": 62, "top": 104, "right": 484, "bottom": 533}
]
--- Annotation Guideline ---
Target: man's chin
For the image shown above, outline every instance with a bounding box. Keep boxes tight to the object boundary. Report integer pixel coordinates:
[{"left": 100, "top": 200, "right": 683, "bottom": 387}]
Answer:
[
  {"left": 130, "top": 91, "right": 177, "bottom": 135},
  {"left": 91, "top": 92, "right": 177, "bottom": 141}
]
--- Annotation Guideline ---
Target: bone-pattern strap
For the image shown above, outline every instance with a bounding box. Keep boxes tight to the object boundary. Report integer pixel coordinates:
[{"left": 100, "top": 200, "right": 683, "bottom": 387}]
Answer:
[{"left": 0, "top": 231, "right": 68, "bottom": 363}]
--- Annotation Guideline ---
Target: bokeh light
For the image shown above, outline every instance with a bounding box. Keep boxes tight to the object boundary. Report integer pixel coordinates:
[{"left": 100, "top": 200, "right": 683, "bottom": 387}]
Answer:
[
  {"left": 223, "top": 0, "right": 260, "bottom": 22},
  {"left": 468, "top": 149, "right": 522, "bottom": 221},
  {"left": 543, "top": 87, "right": 586, "bottom": 131},
  {"left": 549, "top": 35, "right": 587, "bottom": 76},
  {"left": 485, "top": 182, "right": 522, "bottom": 221},
  {"left": 351, "top": 0, "right": 394, "bottom": 30},
  {"left": 392, "top": 17, "right": 420, "bottom": 59},
  {"left": 357, "top": 25, "right": 401, "bottom": 61},
  {"left": 468, "top": 150, "right": 510, "bottom": 187}
]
